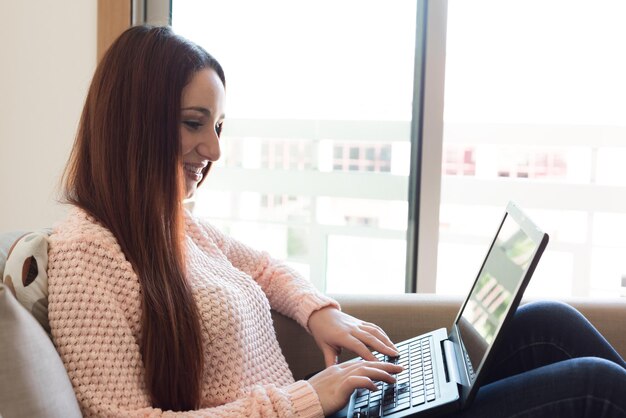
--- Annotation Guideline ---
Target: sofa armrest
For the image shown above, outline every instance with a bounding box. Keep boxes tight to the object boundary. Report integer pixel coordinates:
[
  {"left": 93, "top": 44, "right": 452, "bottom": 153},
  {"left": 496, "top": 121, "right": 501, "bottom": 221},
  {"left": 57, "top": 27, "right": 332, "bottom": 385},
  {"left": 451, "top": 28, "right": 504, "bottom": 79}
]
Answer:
[
  {"left": 274, "top": 294, "right": 626, "bottom": 381},
  {"left": 565, "top": 297, "right": 626, "bottom": 359}
]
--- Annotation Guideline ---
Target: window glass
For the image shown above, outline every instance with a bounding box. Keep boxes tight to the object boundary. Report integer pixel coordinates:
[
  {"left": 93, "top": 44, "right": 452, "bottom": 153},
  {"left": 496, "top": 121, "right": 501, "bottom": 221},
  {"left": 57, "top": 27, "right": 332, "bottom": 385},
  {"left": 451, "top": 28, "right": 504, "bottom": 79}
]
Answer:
[
  {"left": 173, "top": 0, "right": 417, "bottom": 292},
  {"left": 440, "top": 0, "right": 626, "bottom": 297}
]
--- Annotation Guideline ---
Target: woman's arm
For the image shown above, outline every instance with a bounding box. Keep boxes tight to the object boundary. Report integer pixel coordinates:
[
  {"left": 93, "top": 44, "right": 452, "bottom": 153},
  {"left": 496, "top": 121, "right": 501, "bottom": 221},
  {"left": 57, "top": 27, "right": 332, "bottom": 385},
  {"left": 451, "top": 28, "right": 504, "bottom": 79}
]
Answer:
[
  {"left": 191, "top": 218, "right": 339, "bottom": 329},
  {"left": 191, "top": 218, "right": 399, "bottom": 365}
]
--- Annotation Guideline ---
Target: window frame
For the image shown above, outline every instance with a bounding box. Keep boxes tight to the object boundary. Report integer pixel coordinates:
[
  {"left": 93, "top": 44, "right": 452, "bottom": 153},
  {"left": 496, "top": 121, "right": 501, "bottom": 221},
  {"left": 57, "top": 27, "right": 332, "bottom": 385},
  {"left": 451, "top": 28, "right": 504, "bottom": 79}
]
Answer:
[{"left": 97, "top": 0, "right": 131, "bottom": 62}]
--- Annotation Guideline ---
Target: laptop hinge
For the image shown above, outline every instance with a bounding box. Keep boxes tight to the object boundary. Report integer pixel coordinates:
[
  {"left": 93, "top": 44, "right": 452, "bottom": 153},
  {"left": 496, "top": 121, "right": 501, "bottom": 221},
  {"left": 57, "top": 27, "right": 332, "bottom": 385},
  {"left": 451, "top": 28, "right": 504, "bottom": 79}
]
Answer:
[{"left": 442, "top": 340, "right": 462, "bottom": 385}]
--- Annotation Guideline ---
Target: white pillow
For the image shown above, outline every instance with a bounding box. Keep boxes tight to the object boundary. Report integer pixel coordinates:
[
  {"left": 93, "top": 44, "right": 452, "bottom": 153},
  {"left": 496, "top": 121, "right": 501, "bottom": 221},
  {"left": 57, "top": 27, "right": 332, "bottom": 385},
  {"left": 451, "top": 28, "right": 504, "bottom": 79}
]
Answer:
[
  {"left": 0, "top": 231, "right": 26, "bottom": 277},
  {"left": 2, "top": 231, "right": 51, "bottom": 335}
]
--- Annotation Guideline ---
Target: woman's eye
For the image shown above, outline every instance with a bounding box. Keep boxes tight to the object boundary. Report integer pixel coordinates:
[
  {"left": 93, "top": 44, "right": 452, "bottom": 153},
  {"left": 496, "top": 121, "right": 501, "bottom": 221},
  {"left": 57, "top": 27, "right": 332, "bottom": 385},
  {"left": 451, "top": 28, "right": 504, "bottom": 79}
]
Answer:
[
  {"left": 216, "top": 122, "right": 223, "bottom": 137},
  {"left": 183, "top": 120, "right": 202, "bottom": 130}
]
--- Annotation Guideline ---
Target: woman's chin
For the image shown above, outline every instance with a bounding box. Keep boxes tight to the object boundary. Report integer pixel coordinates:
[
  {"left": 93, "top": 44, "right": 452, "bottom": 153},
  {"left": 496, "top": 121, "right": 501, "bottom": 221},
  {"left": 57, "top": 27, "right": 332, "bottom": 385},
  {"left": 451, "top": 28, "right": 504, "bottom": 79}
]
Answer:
[{"left": 184, "top": 184, "right": 197, "bottom": 200}]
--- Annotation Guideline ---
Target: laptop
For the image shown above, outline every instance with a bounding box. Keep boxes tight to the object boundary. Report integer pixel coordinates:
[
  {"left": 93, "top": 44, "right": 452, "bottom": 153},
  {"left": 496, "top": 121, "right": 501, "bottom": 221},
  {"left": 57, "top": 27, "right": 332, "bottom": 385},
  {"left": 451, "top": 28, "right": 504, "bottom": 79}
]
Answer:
[{"left": 340, "top": 201, "right": 549, "bottom": 418}]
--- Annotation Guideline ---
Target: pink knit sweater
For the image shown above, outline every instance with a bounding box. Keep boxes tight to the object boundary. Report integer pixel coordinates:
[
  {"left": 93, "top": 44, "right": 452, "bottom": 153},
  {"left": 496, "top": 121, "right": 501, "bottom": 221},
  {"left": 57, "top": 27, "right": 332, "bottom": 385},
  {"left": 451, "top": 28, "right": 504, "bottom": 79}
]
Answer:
[{"left": 48, "top": 208, "right": 339, "bottom": 417}]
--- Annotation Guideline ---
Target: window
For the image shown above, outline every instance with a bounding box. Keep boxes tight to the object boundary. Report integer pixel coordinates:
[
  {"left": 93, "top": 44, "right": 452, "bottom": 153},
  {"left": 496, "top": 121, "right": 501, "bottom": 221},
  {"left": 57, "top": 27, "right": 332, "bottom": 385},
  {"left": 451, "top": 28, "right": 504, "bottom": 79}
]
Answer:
[
  {"left": 172, "top": 0, "right": 417, "bottom": 293},
  {"left": 436, "top": 0, "right": 626, "bottom": 298},
  {"left": 144, "top": 0, "right": 626, "bottom": 298}
]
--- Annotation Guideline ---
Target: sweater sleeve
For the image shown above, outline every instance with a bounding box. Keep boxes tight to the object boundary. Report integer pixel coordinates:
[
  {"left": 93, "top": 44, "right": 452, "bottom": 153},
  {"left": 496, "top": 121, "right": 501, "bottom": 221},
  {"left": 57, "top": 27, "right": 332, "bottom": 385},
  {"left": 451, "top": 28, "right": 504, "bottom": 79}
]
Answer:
[
  {"left": 48, "top": 234, "right": 324, "bottom": 418},
  {"left": 193, "top": 219, "right": 340, "bottom": 329}
]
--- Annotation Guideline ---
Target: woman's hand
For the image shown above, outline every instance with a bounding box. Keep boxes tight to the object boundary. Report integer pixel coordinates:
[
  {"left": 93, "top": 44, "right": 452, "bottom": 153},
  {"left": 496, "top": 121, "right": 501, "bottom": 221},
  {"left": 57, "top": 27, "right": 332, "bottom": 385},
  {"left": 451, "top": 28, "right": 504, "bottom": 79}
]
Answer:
[
  {"left": 308, "top": 360, "right": 403, "bottom": 416},
  {"left": 308, "top": 307, "right": 399, "bottom": 367}
]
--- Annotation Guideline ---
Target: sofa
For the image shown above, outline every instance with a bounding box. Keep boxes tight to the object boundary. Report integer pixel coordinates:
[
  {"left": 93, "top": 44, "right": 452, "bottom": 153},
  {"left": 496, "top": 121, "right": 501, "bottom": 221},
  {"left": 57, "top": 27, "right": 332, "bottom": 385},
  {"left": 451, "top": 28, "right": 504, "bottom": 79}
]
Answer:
[
  {"left": 275, "top": 294, "right": 626, "bottom": 381},
  {"left": 2, "top": 230, "right": 626, "bottom": 417}
]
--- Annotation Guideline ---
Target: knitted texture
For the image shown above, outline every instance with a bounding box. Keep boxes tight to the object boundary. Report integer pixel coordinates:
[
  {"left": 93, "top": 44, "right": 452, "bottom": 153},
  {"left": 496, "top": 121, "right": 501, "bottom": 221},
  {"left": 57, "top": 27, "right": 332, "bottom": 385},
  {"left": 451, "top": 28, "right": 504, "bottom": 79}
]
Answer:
[{"left": 47, "top": 208, "right": 338, "bottom": 417}]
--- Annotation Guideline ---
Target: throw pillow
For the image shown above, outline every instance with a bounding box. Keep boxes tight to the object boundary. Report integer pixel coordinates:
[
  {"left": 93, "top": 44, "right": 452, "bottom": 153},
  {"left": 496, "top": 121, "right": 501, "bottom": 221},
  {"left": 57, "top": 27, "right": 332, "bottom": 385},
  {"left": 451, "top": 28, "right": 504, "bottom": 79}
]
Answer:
[
  {"left": 2, "top": 231, "right": 51, "bottom": 335},
  {"left": 0, "top": 231, "right": 26, "bottom": 278},
  {"left": 0, "top": 284, "right": 82, "bottom": 418}
]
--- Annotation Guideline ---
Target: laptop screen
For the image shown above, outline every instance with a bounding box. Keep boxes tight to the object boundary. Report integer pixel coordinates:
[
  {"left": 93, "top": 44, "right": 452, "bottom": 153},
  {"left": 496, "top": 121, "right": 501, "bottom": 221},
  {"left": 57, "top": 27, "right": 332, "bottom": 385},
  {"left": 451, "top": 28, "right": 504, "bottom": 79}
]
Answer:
[{"left": 455, "top": 208, "right": 542, "bottom": 382}]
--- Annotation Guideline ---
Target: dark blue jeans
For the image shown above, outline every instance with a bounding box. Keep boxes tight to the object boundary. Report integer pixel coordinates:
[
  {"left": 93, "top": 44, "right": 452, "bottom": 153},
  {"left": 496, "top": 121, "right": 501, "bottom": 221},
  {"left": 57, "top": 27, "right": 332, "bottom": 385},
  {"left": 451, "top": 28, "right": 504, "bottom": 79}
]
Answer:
[{"left": 452, "top": 301, "right": 626, "bottom": 418}]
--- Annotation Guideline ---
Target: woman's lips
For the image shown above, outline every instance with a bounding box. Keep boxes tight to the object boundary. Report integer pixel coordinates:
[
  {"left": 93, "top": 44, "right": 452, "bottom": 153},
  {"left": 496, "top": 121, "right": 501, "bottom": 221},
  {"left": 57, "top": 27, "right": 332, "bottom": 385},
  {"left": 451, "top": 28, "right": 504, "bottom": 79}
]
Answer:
[{"left": 183, "top": 163, "right": 205, "bottom": 182}]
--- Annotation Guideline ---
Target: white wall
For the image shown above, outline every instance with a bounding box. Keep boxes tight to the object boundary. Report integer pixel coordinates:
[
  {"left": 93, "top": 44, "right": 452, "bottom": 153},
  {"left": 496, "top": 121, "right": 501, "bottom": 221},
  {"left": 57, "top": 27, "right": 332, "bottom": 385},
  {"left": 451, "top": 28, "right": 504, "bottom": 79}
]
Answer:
[{"left": 0, "top": 1, "right": 97, "bottom": 231}]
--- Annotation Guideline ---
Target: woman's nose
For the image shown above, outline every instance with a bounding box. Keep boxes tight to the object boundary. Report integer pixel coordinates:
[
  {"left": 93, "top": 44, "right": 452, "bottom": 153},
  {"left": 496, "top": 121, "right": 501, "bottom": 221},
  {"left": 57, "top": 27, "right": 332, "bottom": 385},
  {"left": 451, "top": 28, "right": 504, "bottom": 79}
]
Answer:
[{"left": 197, "top": 130, "right": 221, "bottom": 162}]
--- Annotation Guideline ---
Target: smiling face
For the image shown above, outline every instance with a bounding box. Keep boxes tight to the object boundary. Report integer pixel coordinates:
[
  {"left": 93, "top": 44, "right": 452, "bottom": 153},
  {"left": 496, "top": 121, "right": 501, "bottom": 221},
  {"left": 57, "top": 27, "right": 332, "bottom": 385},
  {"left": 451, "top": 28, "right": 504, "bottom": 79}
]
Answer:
[{"left": 180, "top": 68, "right": 226, "bottom": 199}]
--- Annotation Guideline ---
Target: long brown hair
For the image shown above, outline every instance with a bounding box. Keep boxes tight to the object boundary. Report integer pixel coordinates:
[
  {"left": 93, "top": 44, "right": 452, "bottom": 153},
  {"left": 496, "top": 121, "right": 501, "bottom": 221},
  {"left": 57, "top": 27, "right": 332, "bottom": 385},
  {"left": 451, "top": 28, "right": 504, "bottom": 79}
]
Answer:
[{"left": 63, "top": 25, "right": 225, "bottom": 411}]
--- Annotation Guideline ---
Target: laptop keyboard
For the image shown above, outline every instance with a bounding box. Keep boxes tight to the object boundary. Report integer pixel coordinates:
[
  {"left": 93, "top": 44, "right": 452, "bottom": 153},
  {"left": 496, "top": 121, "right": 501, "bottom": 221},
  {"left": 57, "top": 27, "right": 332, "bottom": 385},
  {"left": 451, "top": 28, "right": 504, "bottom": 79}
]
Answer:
[{"left": 352, "top": 337, "right": 437, "bottom": 417}]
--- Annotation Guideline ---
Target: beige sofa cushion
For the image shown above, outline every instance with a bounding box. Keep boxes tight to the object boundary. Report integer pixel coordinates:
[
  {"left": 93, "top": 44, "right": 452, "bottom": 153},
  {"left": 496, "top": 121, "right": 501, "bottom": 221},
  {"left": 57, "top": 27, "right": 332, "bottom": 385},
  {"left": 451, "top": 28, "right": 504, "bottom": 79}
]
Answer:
[
  {"left": 275, "top": 293, "right": 626, "bottom": 381},
  {"left": 0, "top": 284, "right": 82, "bottom": 418}
]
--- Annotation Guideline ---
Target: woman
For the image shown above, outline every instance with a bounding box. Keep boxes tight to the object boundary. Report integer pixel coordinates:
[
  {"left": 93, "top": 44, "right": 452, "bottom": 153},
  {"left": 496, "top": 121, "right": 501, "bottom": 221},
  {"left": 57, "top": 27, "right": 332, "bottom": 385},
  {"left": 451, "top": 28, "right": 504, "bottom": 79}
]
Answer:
[
  {"left": 49, "top": 24, "right": 400, "bottom": 417},
  {"left": 48, "top": 25, "right": 626, "bottom": 418}
]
